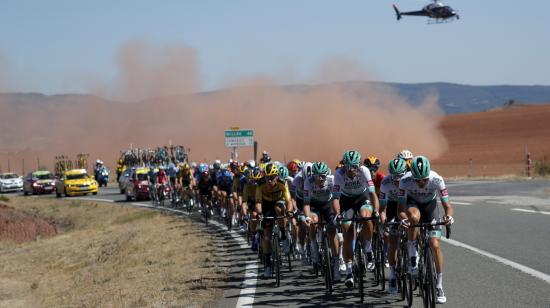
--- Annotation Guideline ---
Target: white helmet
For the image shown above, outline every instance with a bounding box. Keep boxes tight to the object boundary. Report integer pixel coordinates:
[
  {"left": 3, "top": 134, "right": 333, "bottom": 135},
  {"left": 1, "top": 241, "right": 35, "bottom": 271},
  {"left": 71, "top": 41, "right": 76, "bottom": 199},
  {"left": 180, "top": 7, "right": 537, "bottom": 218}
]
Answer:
[
  {"left": 247, "top": 160, "right": 256, "bottom": 168},
  {"left": 302, "top": 162, "right": 313, "bottom": 179},
  {"left": 398, "top": 149, "right": 413, "bottom": 160},
  {"left": 96, "top": 159, "right": 101, "bottom": 164}
]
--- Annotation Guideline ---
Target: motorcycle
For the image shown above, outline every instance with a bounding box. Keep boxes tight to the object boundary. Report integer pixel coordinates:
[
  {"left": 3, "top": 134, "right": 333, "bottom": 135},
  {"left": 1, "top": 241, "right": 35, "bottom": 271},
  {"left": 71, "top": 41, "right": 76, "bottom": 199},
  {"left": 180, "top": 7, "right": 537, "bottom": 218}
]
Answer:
[{"left": 97, "top": 167, "right": 110, "bottom": 187}]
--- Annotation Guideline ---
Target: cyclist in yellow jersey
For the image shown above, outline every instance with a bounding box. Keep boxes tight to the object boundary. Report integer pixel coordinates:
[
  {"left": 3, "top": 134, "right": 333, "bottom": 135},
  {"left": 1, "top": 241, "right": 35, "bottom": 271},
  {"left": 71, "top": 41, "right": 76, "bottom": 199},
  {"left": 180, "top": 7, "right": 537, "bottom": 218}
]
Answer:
[
  {"left": 176, "top": 163, "right": 195, "bottom": 207},
  {"left": 243, "top": 167, "right": 261, "bottom": 251},
  {"left": 255, "top": 163, "right": 292, "bottom": 278}
]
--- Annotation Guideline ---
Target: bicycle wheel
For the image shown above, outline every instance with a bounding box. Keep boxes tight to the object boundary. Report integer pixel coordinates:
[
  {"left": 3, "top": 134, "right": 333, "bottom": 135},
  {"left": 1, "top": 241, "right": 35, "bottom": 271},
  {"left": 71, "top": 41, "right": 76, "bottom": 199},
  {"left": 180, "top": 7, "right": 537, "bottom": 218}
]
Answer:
[
  {"left": 403, "top": 245, "right": 413, "bottom": 307},
  {"left": 287, "top": 234, "right": 293, "bottom": 272},
  {"left": 425, "top": 247, "right": 437, "bottom": 308},
  {"left": 373, "top": 233, "right": 381, "bottom": 286},
  {"left": 396, "top": 247, "right": 406, "bottom": 302},
  {"left": 323, "top": 233, "right": 333, "bottom": 294},
  {"left": 273, "top": 232, "right": 281, "bottom": 287},
  {"left": 378, "top": 235, "right": 386, "bottom": 291},
  {"left": 355, "top": 241, "right": 365, "bottom": 303}
]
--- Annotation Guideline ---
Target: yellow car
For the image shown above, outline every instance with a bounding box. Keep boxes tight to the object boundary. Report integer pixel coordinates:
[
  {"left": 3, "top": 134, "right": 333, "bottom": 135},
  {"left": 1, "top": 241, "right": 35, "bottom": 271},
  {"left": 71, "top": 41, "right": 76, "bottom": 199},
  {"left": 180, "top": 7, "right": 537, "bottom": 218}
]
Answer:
[{"left": 56, "top": 169, "right": 99, "bottom": 197}]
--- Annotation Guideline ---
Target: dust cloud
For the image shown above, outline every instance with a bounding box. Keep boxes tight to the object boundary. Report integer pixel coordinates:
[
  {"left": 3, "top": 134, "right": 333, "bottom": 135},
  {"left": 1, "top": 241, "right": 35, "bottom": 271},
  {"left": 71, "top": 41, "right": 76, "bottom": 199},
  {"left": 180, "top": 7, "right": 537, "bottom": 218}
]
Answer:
[{"left": 0, "top": 41, "right": 448, "bottom": 174}]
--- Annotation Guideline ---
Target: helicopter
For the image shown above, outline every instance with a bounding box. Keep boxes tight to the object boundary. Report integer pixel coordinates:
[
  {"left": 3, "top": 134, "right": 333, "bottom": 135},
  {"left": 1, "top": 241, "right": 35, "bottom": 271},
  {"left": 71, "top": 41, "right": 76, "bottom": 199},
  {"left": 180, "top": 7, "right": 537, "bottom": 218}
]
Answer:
[{"left": 393, "top": 0, "right": 459, "bottom": 23}]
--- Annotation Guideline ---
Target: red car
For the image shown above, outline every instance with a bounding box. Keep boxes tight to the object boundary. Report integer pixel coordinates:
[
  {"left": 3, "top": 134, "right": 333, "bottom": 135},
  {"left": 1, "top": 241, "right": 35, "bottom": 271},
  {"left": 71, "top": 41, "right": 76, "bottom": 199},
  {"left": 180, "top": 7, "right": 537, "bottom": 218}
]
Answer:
[
  {"left": 125, "top": 169, "right": 151, "bottom": 201},
  {"left": 23, "top": 170, "right": 56, "bottom": 195}
]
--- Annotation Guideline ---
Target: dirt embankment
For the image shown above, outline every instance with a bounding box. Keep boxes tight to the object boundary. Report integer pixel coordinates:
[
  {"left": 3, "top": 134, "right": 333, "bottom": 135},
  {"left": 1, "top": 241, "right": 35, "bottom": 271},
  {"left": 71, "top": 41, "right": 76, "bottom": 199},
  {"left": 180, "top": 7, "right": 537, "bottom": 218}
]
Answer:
[
  {"left": 434, "top": 104, "right": 550, "bottom": 177},
  {"left": 0, "top": 203, "right": 57, "bottom": 243},
  {"left": 0, "top": 197, "right": 225, "bottom": 307}
]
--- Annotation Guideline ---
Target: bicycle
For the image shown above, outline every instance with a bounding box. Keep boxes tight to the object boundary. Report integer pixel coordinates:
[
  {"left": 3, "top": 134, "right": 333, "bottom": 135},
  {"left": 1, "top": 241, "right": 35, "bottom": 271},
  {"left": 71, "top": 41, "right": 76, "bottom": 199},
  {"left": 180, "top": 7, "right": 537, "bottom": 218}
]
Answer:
[
  {"left": 261, "top": 214, "right": 290, "bottom": 287},
  {"left": 340, "top": 215, "right": 378, "bottom": 304},
  {"left": 408, "top": 221, "right": 451, "bottom": 308},
  {"left": 373, "top": 219, "right": 386, "bottom": 291},
  {"left": 387, "top": 220, "right": 414, "bottom": 306},
  {"left": 311, "top": 221, "right": 334, "bottom": 295}
]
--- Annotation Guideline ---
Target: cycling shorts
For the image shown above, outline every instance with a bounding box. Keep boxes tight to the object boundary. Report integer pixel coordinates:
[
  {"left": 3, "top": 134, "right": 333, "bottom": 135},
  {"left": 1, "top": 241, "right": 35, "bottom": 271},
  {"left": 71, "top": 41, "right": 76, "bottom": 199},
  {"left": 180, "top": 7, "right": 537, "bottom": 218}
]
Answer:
[
  {"left": 261, "top": 200, "right": 285, "bottom": 229},
  {"left": 339, "top": 192, "right": 372, "bottom": 224},
  {"left": 407, "top": 197, "right": 441, "bottom": 233}
]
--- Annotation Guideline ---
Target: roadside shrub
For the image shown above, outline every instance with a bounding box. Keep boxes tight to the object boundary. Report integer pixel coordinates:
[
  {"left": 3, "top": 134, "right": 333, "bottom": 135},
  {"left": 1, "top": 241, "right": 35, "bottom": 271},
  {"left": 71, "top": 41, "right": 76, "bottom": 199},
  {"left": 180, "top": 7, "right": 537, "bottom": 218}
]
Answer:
[
  {"left": 0, "top": 194, "right": 9, "bottom": 202},
  {"left": 534, "top": 156, "right": 550, "bottom": 176}
]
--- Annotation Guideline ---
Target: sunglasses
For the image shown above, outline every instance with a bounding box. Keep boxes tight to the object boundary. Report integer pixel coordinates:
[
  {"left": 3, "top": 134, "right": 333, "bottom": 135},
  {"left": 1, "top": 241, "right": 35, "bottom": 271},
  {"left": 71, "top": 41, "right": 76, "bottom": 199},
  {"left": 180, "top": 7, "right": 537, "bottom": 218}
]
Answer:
[
  {"left": 314, "top": 174, "right": 327, "bottom": 180},
  {"left": 414, "top": 178, "right": 429, "bottom": 184},
  {"left": 345, "top": 164, "right": 359, "bottom": 171},
  {"left": 266, "top": 175, "right": 278, "bottom": 182},
  {"left": 391, "top": 174, "right": 404, "bottom": 181}
]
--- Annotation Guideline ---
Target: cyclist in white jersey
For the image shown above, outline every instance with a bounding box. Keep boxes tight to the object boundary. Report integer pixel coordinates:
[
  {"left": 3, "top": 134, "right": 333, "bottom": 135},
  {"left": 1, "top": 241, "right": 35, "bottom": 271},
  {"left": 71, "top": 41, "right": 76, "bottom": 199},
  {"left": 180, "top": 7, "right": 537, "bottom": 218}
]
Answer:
[
  {"left": 398, "top": 156, "right": 454, "bottom": 304},
  {"left": 332, "top": 150, "right": 380, "bottom": 288},
  {"left": 379, "top": 158, "right": 408, "bottom": 293},
  {"left": 303, "top": 162, "right": 341, "bottom": 279},
  {"left": 291, "top": 162, "right": 312, "bottom": 263}
]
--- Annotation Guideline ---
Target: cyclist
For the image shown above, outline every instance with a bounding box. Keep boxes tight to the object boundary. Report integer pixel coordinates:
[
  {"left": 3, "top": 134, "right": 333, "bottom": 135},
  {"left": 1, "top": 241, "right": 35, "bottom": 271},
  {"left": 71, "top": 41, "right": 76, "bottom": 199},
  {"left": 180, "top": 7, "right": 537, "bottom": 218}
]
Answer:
[
  {"left": 398, "top": 156, "right": 454, "bottom": 304},
  {"left": 255, "top": 163, "right": 292, "bottom": 278},
  {"left": 217, "top": 168, "right": 234, "bottom": 219},
  {"left": 232, "top": 163, "right": 248, "bottom": 230},
  {"left": 364, "top": 155, "right": 388, "bottom": 267},
  {"left": 332, "top": 150, "right": 380, "bottom": 288},
  {"left": 177, "top": 162, "right": 195, "bottom": 207},
  {"left": 379, "top": 158, "right": 408, "bottom": 293},
  {"left": 397, "top": 149, "right": 414, "bottom": 172},
  {"left": 167, "top": 160, "right": 178, "bottom": 189},
  {"left": 156, "top": 167, "right": 170, "bottom": 201},
  {"left": 291, "top": 162, "right": 312, "bottom": 264},
  {"left": 303, "top": 162, "right": 341, "bottom": 280},
  {"left": 364, "top": 156, "right": 385, "bottom": 196},
  {"left": 197, "top": 164, "right": 215, "bottom": 216},
  {"left": 210, "top": 160, "right": 222, "bottom": 206},
  {"left": 243, "top": 167, "right": 262, "bottom": 251}
]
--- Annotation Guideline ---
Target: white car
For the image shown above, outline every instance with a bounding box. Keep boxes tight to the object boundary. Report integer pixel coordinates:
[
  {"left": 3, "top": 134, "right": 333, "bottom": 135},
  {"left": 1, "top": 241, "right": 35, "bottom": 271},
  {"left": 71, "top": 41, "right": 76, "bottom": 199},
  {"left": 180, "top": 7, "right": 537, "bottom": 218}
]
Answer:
[{"left": 0, "top": 173, "right": 24, "bottom": 193}]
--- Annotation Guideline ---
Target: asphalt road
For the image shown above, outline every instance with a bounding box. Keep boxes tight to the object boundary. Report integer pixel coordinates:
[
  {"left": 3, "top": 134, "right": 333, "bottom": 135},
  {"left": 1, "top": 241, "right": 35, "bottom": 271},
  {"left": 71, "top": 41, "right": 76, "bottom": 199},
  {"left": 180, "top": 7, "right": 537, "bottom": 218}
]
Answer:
[{"left": 13, "top": 179, "right": 550, "bottom": 307}]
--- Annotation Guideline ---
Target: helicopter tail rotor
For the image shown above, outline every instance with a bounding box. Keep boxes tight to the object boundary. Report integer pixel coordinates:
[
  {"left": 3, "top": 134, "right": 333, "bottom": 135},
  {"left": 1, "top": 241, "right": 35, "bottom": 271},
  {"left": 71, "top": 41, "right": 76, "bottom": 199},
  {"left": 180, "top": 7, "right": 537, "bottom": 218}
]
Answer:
[{"left": 392, "top": 4, "right": 402, "bottom": 20}]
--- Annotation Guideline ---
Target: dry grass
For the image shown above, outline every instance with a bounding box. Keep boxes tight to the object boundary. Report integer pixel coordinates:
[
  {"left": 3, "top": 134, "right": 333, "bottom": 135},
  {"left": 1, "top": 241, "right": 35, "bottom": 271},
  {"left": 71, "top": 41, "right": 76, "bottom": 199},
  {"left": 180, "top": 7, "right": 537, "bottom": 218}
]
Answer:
[{"left": 0, "top": 197, "right": 226, "bottom": 307}]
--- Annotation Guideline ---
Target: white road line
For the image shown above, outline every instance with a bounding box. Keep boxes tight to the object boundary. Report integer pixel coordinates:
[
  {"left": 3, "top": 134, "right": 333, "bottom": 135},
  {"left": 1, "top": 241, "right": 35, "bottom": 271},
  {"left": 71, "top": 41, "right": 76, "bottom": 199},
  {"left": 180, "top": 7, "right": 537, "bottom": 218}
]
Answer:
[
  {"left": 452, "top": 201, "right": 472, "bottom": 205},
  {"left": 442, "top": 238, "right": 550, "bottom": 284},
  {"left": 511, "top": 208, "right": 550, "bottom": 215},
  {"left": 236, "top": 260, "right": 259, "bottom": 307},
  {"left": 72, "top": 197, "right": 114, "bottom": 203}
]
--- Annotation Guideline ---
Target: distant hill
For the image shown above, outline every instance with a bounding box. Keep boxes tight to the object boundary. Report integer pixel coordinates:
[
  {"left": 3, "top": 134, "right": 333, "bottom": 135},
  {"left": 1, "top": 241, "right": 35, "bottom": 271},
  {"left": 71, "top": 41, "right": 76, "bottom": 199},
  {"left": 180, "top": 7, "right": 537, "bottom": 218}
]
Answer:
[
  {"left": 2, "top": 81, "right": 550, "bottom": 114},
  {"left": 377, "top": 82, "right": 550, "bottom": 114}
]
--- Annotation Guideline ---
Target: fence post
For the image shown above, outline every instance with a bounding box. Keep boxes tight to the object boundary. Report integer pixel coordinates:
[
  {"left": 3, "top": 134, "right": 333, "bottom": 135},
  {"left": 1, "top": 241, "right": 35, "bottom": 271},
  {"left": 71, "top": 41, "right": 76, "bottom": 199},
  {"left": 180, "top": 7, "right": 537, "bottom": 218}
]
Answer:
[{"left": 526, "top": 152, "right": 532, "bottom": 177}]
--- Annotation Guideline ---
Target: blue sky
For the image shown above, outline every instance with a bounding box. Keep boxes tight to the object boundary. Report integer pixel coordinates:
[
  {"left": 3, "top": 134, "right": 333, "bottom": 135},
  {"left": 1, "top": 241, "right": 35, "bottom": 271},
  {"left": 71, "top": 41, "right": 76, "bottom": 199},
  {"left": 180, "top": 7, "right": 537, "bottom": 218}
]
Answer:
[{"left": 1, "top": 0, "right": 549, "bottom": 94}]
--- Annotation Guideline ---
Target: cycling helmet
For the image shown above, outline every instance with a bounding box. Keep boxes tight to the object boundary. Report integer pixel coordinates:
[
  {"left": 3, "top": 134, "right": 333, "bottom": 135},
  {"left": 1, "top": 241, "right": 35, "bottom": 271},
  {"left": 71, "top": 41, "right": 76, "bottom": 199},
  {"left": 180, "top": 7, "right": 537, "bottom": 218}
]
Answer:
[
  {"left": 297, "top": 161, "right": 306, "bottom": 170},
  {"left": 302, "top": 162, "right": 313, "bottom": 178},
  {"left": 199, "top": 163, "right": 209, "bottom": 173},
  {"left": 249, "top": 167, "right": 263, "bottom": 181},
  {"left": 287, "top": 161, "right": 299, "bottom": 174},
  {"left": 388, "top": 158, "right": 407, "bottom": 175},
  {"left": 222, "top": 170, "right": 233, "bottom": 178},
  {"left": 263, "top": 163, "right": 278, "bottom": 177},
  {"left": 398, "top": 149, "right": 414, "bottom": 160},
  {"left": 213, "top": 160, "right": 221, "bottom": 170},
  {"left": 278, "top": 166, "right": 289, "bottom": 181},
  {"left": 411, "top": 156, "right": 431, "bottom": 179},
  {"left": 364, "top": 156, "right": 381, "bottom": 171},
  {"left": 238, "top": 164, "right": 247, "bottom": 174},
  {"left": 181, "top": 163, "right": 190, "bottom": 170},
  {"left": 190, "top": 162, "right": 197, "bottom": 168},
  {"left": 312, "top": 161, "right": 330, "bottom": 175},
  {"left": 260, "top": 151, "right": 271, "bottom": 163},
  {"left": 343, "top": 150, "right": 361, "bottom": 166},
  {"left": 246, "top": 160, "right": 256, "bottom": 168}
]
